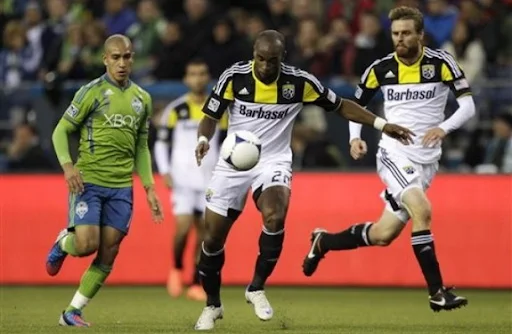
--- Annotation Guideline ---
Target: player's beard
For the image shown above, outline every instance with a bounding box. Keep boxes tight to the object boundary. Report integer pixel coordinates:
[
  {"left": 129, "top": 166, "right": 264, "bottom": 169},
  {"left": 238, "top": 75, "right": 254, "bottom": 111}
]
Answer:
[{"left": 395, "top": 42, "right": 420, "bottom": 60}]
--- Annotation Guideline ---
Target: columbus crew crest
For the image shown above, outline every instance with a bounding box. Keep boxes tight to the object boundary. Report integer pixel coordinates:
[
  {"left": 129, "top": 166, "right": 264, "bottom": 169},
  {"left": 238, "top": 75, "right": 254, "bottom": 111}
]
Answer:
[
  {"left": 282, "top": 83, "right": 295, "bottom": 100},
  {"left": 131, "top": 97, "right": 143, "bottom": 114},
  {"left": 421, "top": 64, "right": 435, "bottom": 80}
]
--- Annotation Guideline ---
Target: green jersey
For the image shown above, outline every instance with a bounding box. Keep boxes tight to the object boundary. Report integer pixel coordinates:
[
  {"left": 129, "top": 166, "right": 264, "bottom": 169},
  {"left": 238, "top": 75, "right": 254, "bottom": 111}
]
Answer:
[{"left": 62, "top": 75, "right": 152, "bottom": 188}]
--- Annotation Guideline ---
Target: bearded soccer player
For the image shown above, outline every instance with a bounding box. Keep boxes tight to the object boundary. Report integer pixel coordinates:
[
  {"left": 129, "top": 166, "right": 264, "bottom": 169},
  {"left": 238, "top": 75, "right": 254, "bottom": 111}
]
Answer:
[
  {"left": 303, "top": 7, "right": 474, "bottom": 312},
  {"left": 46, "top": 34, "right": 164, "bottom": 327},
  {"left": 154, "top": 59, "right": 228, "bottom": 301},
  {"left": 192, "top": 29, "right": 415, "bottom": 330}
]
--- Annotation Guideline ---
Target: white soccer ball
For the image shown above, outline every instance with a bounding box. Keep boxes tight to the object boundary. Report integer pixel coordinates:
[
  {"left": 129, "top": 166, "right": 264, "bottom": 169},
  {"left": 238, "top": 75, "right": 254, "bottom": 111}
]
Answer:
[{"left": 220, "top": 130, "right": 261, "bottom": 171}]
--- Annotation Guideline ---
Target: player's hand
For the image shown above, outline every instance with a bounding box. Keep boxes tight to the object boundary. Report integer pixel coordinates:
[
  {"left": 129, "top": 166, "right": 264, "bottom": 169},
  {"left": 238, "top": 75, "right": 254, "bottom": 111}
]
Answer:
[
  {"left": 422, "top": 127, "right": 446, "bottom": 148},
  {"left": 382, "top": 123, "right": 415, "bottom": 145},
  {"left": 145, "top": 187, "right": 164, "bottom": 223},
  {"left": 62, "top": 163, "right": 84, "bottom": 194},
  {"left": 350, "top": 138, "right": 368, "bottom": 160},
  {"left": 195, "top": 141, "right": 210, "bottom": 166},
  {"left": 163, "top": 174, "right": 173, "bottom": 189}
]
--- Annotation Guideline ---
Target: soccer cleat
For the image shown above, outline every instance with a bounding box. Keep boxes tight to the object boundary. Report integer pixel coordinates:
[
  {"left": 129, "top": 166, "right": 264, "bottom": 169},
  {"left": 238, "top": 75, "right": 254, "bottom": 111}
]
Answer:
[
  {"left": 302, "top": 228, "right": 328, "bottom": 277},
  {"left": 245, "top": 289, "right": 273, "bottom": 321},
  {"left": 429, "top": 287, "right": 468, "bottom": 312},
  {"left": 46, "top": 229, "right": 69, "bottom": 276},
  {"left": 187, "top": 285, "right": 207, "bottom": 301},
  {"left": 194, "top": 305, "right": 224, "bottom": 331},
  {"left": 58, "top": 309, "right": 90, "bottom": 327},
  {"left": 167, "top": 268, "right": 183, "bottom": 297}
]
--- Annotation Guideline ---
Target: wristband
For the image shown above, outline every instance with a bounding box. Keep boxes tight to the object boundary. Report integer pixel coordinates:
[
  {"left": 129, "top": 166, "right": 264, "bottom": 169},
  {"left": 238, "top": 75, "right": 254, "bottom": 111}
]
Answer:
[
  {"left": 373, "top": 117, "right": 387, "bottom": 131},
  {"left": 197, "top": 135, "right": 208, "bottom": 144}
]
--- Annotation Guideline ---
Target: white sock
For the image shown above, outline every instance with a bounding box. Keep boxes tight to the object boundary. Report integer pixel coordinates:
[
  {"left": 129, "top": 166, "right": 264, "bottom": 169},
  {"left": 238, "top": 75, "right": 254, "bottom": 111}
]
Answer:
[{"left": 70, "top": 291, "right": 90, "bottom": 310}]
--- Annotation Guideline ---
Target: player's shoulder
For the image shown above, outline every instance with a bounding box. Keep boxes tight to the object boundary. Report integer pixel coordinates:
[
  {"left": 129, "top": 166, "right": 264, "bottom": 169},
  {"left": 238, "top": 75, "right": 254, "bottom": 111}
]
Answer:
[
  {"left": 280, "top": 62, "right": 323, "bottom": 85},
  {"left": 164, "top": 94, "right": 188, "bottom": 112},
  {"left": 365, "top": 52, "right": 396, "bottom": 72},
  {"left": 130, "top": 81, "right": 152, "bottom": 101},
  {"left": 220, "top": 60, "right": 252, "bottom": 77},
  {"left": 422, "top": 47, "right": 457, "bottom": 63}
]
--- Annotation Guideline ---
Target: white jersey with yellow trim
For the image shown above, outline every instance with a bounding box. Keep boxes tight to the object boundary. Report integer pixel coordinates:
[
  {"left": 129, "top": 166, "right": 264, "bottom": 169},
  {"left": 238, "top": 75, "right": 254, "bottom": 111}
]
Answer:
[
  {"left": 354, "top": 47, "right": 472, "bottom": 164},
  {"left": 154, "top": 93, "right": 228, "bottom": 190},
  {"left": 202, "top": 61, "right": 342, "bottom": 169}
]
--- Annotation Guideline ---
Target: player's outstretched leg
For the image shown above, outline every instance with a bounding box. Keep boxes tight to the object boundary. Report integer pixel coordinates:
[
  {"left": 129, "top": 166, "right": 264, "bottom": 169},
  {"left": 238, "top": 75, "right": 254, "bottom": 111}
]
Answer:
[
  {"left": 194, "top": 208, "right": 234, "bottom": 331},
  {"left": 246, "top": 186, "right": 290, "bottom": 321},
  {"left": 60, "top": 225, "right": 123, "bottom": 327},
  {"left": 187, "top": 215, "right": 207, "bottom": 301},
  {"left": 402, "top": 188, "right": 468, "bottom": 312},
  {"left": 303, "top": 211, "right": 405, "bottom": 276},
  {"left": 168, "top": 214, "right": 193, "bottom": 298}
]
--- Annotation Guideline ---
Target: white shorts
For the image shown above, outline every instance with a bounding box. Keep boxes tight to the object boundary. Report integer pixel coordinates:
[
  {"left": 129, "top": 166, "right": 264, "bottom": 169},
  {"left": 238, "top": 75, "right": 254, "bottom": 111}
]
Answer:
[
  {"left": 376, "top": 148, "right": 439, "bottom": 223},
  {"left": 171, "top": 186, "right": 206, "bottom": 216},
  {"left": 205, "top": 162, "right": 292, "bottom": 218}
]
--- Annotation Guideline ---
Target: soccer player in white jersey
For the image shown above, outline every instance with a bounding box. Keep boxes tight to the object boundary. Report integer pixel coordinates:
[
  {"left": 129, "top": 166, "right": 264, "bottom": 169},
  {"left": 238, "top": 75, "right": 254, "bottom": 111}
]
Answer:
[
  {"left": 192, "top": 29, "right": 414, "bottom": 330},
  {"left": 154, "top": 59, "right": 228, "bottom": 301},
  {"left": 302, "top": 7, "right": 475, "bottom": 312}
]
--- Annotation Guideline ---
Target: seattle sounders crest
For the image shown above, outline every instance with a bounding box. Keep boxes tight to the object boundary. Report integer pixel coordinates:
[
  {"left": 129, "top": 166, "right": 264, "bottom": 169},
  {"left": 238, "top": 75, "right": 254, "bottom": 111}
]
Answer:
[{"left": 131, "top": 97, "right": 143, "bottom": 114}]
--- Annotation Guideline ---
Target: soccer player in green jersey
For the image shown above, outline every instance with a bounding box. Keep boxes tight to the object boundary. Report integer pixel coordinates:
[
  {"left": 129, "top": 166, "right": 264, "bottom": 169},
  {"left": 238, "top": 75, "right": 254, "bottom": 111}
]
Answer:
[{"left": 46, "top": 34, "right": 163, "bottom": 327}]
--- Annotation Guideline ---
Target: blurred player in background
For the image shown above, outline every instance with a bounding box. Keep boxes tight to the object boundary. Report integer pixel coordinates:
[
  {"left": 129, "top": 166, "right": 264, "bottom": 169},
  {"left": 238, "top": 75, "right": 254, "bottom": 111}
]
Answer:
[
  {"left": 154, "top": 59, "right": 227, "bottom": 301},
  {"left": 303, "top": 7, "right": 474, "bottom": 312},
  {"left": 46, "top": 35, "right": 163, "bottom": 327},
  {"left": 193, "top": 29, "right": 414, "bottom": 330}
]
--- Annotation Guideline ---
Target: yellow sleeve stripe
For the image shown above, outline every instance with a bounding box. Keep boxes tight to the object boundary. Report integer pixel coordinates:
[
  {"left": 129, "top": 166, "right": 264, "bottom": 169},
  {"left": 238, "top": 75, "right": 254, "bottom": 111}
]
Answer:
[
  {"left": 222, "top": 80, "right": 234, "bottom": 101},
  {"left": 303, "top": 81, "right": 320, "bottom": 102},
  {"left": 166, "top": 109, "right": 177, "bottom": 128},
  {"left": 365, "top": 68, "right": 379, "bottom": 89},
  {"left": 441, "top": 63, "right": 454, "bottom": 82}
]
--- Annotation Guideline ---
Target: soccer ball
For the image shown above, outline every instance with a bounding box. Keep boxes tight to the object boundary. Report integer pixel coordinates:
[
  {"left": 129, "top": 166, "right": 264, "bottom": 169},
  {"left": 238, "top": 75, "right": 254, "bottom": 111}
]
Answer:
[{"left": 220, "top": 130, "right": 261, "bottom": 171}]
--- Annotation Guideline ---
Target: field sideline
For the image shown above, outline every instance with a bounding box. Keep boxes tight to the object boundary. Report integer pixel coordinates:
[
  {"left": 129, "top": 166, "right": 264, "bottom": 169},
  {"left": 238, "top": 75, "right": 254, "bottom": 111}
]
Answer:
[{"left": 1, "top": 286, "right": 510, "bottom": 333}]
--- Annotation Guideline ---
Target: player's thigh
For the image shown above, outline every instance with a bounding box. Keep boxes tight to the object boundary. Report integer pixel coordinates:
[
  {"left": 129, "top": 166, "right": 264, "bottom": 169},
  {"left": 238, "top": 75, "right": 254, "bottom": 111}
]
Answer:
[
  {"left": 171, "top": 186, "right": 197, "bottom": 234},
  {"left": 376, "top": 149, "right": 424, "bottom": 221},
  {"left": 101, "top": 187, "right": 133, "bottom": 234},
  {"left": 69, "top": 183, "right": 103, "bottom": 251},
  {"left": 202, "top": 207, "right": 236, "bottom": 250},
  {"left": 205, "top": 170, "right": 252, "bottom": 221},
  {"left": 252, "top": 164, "right": 292, "bottom": 231},
  {"left": 97, "top": 225, "right": 125, "bottom": 266},
  {"left": 370, "top": 210, "right": 407, "bottom": 246}
]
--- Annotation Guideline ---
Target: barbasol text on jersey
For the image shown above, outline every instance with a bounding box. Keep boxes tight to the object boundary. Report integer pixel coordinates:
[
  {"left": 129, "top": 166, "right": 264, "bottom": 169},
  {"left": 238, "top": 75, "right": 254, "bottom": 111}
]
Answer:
[
  {"left": 102, "top": 114, "right": 142, "bottom": 128},
  {"left": 387, "top": 87, "right": 437, "bottom": 101},
  {"left": 239, "top": 105, "right": 289, "bottom": 119}
]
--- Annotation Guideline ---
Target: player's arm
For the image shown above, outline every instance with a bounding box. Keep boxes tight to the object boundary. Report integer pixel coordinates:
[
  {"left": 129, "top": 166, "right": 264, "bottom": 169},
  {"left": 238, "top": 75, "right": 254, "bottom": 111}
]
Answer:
[
  {"left": 135, "top": 95, "right": 155, "bottom": 190},
  {"left": 198, "top": 68, "right": 234, "bottom": 143},
  {"left": 348, "top": 64, "right": 381, "bottom": 143},
  {"left": 154, "top": 106, "right": 176, "bottom": 176},
  {"left": 217, "top": 112, "right": 229, "bottom": 145},
  {"left": 438, "top": 52, "right": 476, "bottom": 134}
]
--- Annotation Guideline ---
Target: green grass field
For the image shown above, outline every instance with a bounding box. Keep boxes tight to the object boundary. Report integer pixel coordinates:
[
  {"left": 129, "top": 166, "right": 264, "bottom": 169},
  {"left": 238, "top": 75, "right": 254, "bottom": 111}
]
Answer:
[{"left": 0, "top": 286, "right": 510, "bottom": 333}]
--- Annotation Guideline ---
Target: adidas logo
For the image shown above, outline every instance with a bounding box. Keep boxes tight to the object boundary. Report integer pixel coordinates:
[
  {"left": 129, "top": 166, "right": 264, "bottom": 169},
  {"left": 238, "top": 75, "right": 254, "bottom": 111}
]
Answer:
[
  {"left": 104, "top": 89, "right": 114, "bottom": 96},
  {"left": 385, "top": 71, "right": 395, "bottom": 79},
  {"left": 238, "top": 87, "right": 249, "bottom": 95}
]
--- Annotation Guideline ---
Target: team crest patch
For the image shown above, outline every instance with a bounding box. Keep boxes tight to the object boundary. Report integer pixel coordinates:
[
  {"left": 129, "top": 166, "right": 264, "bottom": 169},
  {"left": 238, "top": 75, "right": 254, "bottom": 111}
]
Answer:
[
  {"left": 205, "top": 189, "right": 214, "bottom": 202},
  {"left": 282, "top": 83, "right": 295, "bottom": 99},
  {"left": 421, "top": 64, "right": 435, "bottom": 80},
  {"left": 403, "top": 165, "right": 416, "bottom": 175},
  {"left": 131, "top": 97, "right": 143, "bottom": 114},
  {"left": 65, "top": 104, "right": 79, "bottom": 118},
  {"left": 75, "top": 201, "right": 88, "bottom": 219}
]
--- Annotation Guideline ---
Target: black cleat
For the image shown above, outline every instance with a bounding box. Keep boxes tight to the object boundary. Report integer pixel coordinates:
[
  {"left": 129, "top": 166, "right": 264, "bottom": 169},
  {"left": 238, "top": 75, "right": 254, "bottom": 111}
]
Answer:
[
  {"left": 302, "top": 228, "right": 327, "bottom": 277},
  {"left": 429, "top": 287, "right": 468, "bottom": 312}
]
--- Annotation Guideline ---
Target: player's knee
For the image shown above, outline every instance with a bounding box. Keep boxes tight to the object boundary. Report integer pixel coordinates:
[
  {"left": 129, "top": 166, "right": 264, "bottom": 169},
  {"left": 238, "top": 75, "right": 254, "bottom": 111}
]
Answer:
[
  {"left": 97, "top": 244, "right": 120, "bottom": 266},
  {"left": 261, "top": 208, "right": 286, "bottom": 233},
  {"left": 75, "top": 235, "right": 100, "bottom": 255},
  {"left": 402, "top": 188, "right": 432, "bottom": 227},
  {"left": 202, "top": 235, "right": 224, "bottom": 254},
  {"left": 371, "top": 230, "right": 398, "bottom": 247}
]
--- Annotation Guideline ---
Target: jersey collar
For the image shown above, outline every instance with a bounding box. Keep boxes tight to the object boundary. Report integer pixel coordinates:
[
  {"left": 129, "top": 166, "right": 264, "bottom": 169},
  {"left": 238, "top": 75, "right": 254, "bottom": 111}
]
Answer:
[
  {"left": 102, "top": 73, "right": 132, "bottom": 90},
  {"left": 251, "top": 60, "right": 280, "bottom": 86}
]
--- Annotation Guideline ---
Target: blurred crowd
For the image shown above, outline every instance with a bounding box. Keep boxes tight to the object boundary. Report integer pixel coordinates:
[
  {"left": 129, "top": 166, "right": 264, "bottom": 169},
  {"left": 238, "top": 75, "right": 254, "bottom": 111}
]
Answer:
[{"left": 0, "top": 0, "right": 511, "bottom": 174}]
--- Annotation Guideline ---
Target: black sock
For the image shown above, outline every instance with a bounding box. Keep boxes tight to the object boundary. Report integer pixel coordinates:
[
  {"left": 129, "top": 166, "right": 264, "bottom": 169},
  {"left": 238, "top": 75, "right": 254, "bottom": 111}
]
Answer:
[
  {"left": 248, "top": 229, "right": 285, "bottom": 292},
  {"left": 192, "top": 264, "right": 201, "bottom": 285},
  {"left": 198, "top": 243, "right": 224, "bottom": 307},
  {"left": 173, "top": 233, "right": 188, "bottom": 270},
  {"left": 319, "top": 223, "right": 373, "bottom": 252},
  {"left": 411, "top": 230, "right": 443, "bottom": 296}
]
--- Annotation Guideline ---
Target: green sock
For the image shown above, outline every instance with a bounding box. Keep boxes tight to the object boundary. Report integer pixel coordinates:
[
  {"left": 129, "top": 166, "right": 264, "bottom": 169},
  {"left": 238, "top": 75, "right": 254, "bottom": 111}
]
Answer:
[
  {"left": 65, "top": 262, "right": 112, "bottom": 312},
  {"left": 60, "top": 234, "right": 79, "bottom": 256}
]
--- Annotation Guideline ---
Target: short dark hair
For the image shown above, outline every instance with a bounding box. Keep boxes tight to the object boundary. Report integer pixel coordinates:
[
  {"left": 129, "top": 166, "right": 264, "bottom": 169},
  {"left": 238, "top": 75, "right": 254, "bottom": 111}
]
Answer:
[
  {"left": 388, "top": 6, "right": 424, "bottom": 33},
  {"left": 186, "top": 58, "right": 208, "bottom": 68}
]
